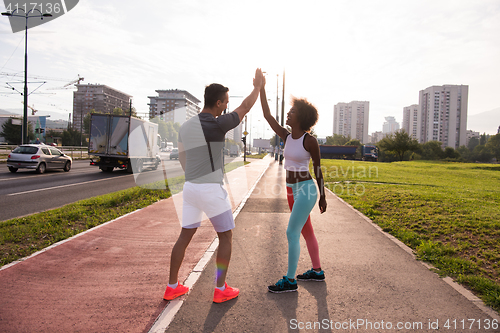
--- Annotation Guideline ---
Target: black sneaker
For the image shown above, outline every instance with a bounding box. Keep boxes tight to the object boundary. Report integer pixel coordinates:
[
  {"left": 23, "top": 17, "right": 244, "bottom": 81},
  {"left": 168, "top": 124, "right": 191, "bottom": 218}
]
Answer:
[
  {"left": 296, "top": 268, "right": 325, "bottom": 281},
  {"left": 268, "top": 276, "right": 298, "bottom": 293}
]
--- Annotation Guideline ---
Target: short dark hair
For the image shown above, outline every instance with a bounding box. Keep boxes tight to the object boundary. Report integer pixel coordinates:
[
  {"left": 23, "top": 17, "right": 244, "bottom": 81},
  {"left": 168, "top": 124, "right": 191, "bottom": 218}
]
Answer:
[
  {"left": 204, "top": 83, "right": 229, "bottom": 108},
  {"left": 293, "top": 97, "right": 318, "bottom": 132}
]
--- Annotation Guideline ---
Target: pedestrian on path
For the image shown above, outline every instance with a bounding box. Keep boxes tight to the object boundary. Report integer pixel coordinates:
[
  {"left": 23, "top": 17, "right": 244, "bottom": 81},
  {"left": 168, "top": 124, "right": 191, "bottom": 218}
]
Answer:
[
  {"left": 164, "top": 68, "right": 264, "bottom": 303},
  {"left": 260, "top": 75, "right": 327, "bottom": 293}
]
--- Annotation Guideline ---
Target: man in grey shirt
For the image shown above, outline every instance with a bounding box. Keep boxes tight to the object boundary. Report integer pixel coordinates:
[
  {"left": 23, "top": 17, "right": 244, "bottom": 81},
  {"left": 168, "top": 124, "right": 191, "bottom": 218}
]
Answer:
[{"left": 164, "top": 69, "right": 263, "bottom": 303}]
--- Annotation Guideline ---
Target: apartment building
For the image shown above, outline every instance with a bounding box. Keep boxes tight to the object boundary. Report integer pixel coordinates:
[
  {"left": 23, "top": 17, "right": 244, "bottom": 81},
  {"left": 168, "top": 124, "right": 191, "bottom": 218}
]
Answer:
[
  {"left": 402, "top": 104, "right": 419, "bottom": 139},
  {"left": 148, "top": 89, "right": 200, "bottom": 124},
  {"left": 382, "top": 116, "right": 400, "bottom": 135},
  {"left": 466, "top": 129, "right": 480, "bottom": 146},
  {"left": 333, "top": 101, "right": 369, "bottom": 143},
  {"left": 227, "top": 122, "right": 243, "bottom": 142},
  {"left": 418, "top": 85, "right": 468, "bottom": 149},
  {"left": 370, "top": 131, "right": 384, "bottom": 144},
  {"left": 73, "top": 84, "right": 132, "bottom": 132}
]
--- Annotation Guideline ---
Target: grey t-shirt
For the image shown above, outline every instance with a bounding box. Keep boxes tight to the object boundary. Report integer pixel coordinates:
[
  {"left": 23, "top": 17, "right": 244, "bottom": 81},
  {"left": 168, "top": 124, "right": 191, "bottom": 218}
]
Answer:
[{"left": 178, "top": 112, "right": 240, "bottom": 184}]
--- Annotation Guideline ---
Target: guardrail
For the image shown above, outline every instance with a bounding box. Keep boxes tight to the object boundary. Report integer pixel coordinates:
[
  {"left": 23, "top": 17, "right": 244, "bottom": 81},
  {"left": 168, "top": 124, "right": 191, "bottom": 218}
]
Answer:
[
  {"left": 0, "top": 145, "right": 89, "bottom": 161},
  {"left": 60, "top": 146, "right": 89, "bottom": 160}
]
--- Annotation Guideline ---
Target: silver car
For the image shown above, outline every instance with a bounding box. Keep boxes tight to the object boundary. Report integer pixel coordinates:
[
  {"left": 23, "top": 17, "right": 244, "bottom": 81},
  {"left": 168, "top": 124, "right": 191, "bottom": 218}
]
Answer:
[
  {"left": 7, "top": 144, "right": 72, "bottom": 174},
  {"left": 169, "top": 148, "right": 179, "bottom": 160}
]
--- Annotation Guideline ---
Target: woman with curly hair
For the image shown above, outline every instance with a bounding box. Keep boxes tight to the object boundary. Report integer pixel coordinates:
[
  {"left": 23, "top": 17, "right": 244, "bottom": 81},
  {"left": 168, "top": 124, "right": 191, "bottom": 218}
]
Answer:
[{"left": 260, "top": 76, "right": 327, "bottom": 293}]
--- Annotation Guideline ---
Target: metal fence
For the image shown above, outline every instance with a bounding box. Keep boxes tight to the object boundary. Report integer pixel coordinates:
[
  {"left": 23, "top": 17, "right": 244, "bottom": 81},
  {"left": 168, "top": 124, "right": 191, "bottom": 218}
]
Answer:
[{"left": 0, "top": 145, "right": 89, "bottom": 161}]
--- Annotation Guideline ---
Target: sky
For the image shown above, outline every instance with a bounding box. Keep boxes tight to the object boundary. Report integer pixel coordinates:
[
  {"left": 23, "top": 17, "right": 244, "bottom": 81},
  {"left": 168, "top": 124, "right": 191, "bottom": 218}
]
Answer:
[{"left": 1, "top": 0, "right": 500, "bottom": 140}]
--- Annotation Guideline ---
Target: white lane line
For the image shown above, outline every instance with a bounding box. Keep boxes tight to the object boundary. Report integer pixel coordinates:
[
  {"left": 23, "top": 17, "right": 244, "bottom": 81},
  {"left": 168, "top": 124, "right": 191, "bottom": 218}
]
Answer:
[
  {"left": 148, "top": 160, "right": 271, "bottom": 333},
  {"left": 7, "top": 174, "right": 131, "bottom": 196},
  {"left": 0, "top": 170, "right": 98, "bottom": 182}
]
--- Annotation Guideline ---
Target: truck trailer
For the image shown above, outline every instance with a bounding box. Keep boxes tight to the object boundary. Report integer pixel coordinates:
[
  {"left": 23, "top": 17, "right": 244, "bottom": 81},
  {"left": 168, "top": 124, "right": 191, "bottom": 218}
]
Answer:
[
  {"left": 361, "top": 145, "right": 378, "bottom": 161},
  {"left": 89, "top": 114, "right": 161, "bottom": 173},
  {"left": 319, "top": 145, "right": 358, "bottom": 160},
  {"left": 320, "top": 144, "right": 379, "bottom": 161},
  {"left": 229, "top": 145, "right": 241, "bottom": 157}
]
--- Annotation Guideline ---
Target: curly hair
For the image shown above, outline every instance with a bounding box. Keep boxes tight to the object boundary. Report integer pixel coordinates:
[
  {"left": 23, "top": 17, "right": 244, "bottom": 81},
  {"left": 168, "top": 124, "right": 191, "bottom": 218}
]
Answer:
[{"left": 292, "top": 97, "right": 318, "bottom": 132}]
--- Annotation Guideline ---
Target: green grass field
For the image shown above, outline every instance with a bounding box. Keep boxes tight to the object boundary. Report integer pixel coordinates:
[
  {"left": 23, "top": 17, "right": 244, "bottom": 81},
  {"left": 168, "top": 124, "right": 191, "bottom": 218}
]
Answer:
[
  {"left": 0, "top": 187, "right": 171, "bottom": 266},
  {"left": 321, "top": 159, "right": 500, "bottom": 311},
  {"left": 0, "top": 160, "right": 249, "bottom": 267}
]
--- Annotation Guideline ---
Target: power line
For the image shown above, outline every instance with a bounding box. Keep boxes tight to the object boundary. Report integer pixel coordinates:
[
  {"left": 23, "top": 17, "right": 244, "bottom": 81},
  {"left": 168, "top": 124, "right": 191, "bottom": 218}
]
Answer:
[
  {"left": 0, "top": 70, "right": 73, "bottom": 82},
  {"left": 0, "top": 36, "right": 25, "bottom": 73}
]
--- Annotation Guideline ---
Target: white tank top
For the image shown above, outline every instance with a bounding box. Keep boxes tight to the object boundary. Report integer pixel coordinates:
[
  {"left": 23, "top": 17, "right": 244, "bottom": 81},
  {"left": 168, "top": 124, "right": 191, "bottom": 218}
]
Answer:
[{"left": 283, "top": 132, "right": 311, "bottom": 172}]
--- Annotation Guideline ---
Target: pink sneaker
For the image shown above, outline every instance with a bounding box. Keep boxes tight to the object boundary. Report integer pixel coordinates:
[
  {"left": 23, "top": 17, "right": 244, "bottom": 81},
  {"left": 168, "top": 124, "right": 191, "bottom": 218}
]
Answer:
[
  {"left": 213, "top": 282, "right": 239, "bottom": 303},
  {"left": 163, "top": 282, "right": 189, "bottom": 301}
]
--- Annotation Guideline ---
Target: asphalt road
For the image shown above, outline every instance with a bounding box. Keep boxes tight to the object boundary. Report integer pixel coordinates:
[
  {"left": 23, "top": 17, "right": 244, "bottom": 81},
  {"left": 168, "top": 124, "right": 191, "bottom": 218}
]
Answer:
[
  {"left": 0, "top": 153, "right": 185, "bottom": 222},
  {"left": 0, "top": 153, "right": 241, "bottom": 222}
]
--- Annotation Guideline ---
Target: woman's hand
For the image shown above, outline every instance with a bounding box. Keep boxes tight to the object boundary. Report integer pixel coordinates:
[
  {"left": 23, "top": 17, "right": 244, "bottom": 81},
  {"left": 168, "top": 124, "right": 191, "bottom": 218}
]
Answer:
[
  {"left": 319, "top": 195, "right": 327, "bottom": 213},
  {"left": 253, "top": 68, "right": 264, "bottom": 90}
]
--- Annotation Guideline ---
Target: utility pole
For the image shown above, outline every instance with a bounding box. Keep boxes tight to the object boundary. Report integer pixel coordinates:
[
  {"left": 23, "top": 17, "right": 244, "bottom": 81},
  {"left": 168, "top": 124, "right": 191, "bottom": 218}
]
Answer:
[
  {"left": 275, "top": 74, "right": 279, "bottom": 148},
  {"left": 2, "top": 9, "right": 52, "bottom": 143},
  {"left": 243, "top": 115, "right": 248, "bottom": 162},
  {"left": 279, "top": 69, "right": 285, "bottom": 165}
]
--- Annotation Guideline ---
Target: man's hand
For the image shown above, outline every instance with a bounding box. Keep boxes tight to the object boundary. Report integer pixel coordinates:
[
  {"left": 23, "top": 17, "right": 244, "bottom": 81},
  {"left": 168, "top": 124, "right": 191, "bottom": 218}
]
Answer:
[
  {"left": 253, "top": 68, "right": 264, "bottom": 90},
  {"left": 234, "top": 68, "right": 265, "bottom": 121}
]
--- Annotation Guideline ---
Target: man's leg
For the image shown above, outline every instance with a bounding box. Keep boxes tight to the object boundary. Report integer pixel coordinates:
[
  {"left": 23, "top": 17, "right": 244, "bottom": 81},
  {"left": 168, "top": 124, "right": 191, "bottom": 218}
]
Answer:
[
  {"left": 215, "top": 229, "right": 232, "bottom": 288},
  {"left": 169, "top": 227, "right": 198, "bottom": 284}
]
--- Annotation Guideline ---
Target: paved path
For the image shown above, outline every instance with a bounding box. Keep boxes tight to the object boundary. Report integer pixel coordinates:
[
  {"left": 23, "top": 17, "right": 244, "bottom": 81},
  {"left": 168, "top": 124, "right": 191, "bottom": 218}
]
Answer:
[
  {"left": 0, "top": 157, "right": 271, "bottom": 333},
  {"left": 165, "top": 160, "right": 499, "bottom": 333},
  {"left": 1, "top": 156, "right": 498, "bottom": 333}
]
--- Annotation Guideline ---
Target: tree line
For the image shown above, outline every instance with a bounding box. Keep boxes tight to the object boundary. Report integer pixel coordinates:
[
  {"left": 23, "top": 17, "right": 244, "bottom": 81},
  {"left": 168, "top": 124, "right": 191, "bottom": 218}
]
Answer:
[{"left": 325, "top": 131, "right": 500, "bottom": 163}]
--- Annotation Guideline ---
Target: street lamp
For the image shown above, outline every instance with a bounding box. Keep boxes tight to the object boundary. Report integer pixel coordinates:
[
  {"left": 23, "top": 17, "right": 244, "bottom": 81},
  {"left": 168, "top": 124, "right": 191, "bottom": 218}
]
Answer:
[{"left": 2, "top": 9, "right": 52, "bottom": 144}]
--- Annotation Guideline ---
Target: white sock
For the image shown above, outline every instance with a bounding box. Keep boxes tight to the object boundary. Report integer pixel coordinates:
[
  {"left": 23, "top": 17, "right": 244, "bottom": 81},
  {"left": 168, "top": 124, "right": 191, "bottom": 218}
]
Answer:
[
  {"left": 216, "top": 285, "right": 226, "bottom": 291},
  {"left": 168, "top": 282, "right": 178, "bottom": 289}
]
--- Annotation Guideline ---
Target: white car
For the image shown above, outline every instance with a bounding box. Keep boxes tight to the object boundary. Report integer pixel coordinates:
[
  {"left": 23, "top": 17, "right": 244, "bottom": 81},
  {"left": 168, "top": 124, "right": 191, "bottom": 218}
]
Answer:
[{"left": 7, "top": 144, "right": 72, "bottom": 174}]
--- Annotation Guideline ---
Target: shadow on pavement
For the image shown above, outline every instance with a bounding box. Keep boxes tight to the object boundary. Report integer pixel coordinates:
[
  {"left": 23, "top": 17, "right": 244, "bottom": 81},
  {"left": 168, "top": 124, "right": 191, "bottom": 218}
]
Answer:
[
  {"left": 202, "top": 299, "right": 238, "bottom": 333},
  {"left": 266, "top": 291, "right": 298, "bottom": 333},
  {"left": 298, "top": 281, "right": 333, "bottom": 332}
]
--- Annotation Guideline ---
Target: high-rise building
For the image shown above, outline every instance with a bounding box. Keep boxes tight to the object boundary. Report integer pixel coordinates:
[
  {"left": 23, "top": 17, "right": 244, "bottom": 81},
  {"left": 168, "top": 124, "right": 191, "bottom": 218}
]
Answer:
[
  {"left": 333, "top": 101, "right": 369, "bottom": 143},
  {"left": 227, "top": 122, "right": 243, "bottom": 142},
  {"left": 370, "top": 131, "right": 384, "bottom": 144},
  {"left": 466, "top": 130, "right": 480, "bottom": 146},
  {"left": 148, "top": 89, "right": 201, "bottom": 124},
  {"left": 73, "top": 84, "right": 132, "bottom": 132},
  {"left": 382, "top": 116, "right": 400, "bottom": 135},
  {"left": 402, "top": 104, "right": 419, "bottom": 139},
  {"left": 418, "top": 85, "right": 468, "bottom": 149}
]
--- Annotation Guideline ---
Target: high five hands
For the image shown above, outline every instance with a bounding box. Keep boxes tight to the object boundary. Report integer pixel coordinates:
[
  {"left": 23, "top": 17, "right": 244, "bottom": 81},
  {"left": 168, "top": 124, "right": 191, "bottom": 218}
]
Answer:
[{"left": 253, "top": 68, "right": 264, "bottom": 90}]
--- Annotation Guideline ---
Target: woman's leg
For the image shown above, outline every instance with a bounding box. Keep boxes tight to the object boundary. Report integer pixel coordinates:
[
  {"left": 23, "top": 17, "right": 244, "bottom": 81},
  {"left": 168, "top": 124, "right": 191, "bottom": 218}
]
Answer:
[
  {"left": 286, "top": 187, "right": 321, "bottom": 270},
  {"left": 285, "top": 181, "right": 318, "bottom": 279}
]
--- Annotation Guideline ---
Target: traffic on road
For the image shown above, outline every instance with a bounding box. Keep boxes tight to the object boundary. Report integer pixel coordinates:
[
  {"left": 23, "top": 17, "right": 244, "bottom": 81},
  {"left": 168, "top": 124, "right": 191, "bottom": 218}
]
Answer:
[
  {"left": 0, "top": 152, "right": 241, "bottom": 222},
  {"left": 0, "top": 152, "right": 185, "bottom": 222}
]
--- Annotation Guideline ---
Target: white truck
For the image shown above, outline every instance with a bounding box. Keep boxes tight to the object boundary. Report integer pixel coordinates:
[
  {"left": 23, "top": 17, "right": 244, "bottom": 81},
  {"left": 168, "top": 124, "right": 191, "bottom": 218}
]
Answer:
[
  {"left": 229, "top": 145, "right": 241, "bottom": 157},
  {"left": 89, "top": 114, "right": 161, "bottom": 173}
]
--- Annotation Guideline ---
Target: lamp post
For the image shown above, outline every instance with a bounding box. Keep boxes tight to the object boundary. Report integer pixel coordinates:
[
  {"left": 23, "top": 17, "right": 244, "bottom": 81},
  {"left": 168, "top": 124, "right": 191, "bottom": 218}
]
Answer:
[
  {"left": 279, "top": 69, "right": 285, "bottom": 165},
  {"left": 2, "top": 9, "right": 52, "bottom": 144}
]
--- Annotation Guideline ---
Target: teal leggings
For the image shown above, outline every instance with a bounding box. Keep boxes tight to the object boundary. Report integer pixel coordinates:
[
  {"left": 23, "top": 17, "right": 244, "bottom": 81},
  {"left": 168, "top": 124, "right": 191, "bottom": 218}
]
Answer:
[{"left": 286, "top": 179, "right": 318, "bottom": 279}]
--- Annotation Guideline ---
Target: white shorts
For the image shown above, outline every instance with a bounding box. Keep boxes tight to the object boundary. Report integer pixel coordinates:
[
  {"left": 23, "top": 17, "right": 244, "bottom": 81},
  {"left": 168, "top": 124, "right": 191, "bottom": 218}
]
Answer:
[{"left": 182, "top": 181, "right": 234, "bottom": 232}]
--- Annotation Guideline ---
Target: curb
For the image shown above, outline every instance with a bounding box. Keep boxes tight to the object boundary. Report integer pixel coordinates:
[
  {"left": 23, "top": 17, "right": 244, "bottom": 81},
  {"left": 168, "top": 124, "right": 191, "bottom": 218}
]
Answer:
[
  {"left": 147, "top": 159, "right": 272, "bottom": 333},
  {"left": 331, "top": 190, "right": 500, "bottom": 321}
]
